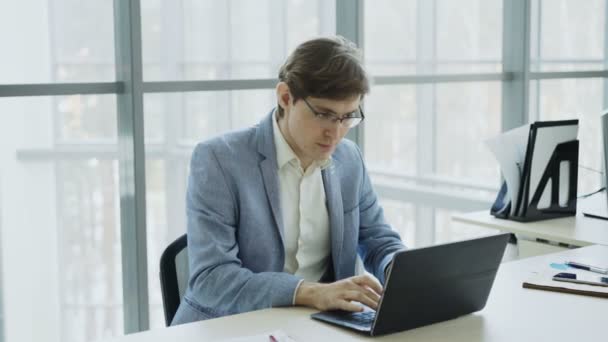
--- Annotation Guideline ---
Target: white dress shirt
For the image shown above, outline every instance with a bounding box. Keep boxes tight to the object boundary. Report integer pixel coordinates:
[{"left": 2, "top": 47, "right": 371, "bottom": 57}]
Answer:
[{"left": 272, "top": 111, "right": 332, "bottom": 285}]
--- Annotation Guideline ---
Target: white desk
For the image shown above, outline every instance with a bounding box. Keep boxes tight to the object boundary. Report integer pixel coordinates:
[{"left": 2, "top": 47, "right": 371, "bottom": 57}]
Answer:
[
  {"left": 453, "top": 210, "right": 608, "bottom": 248},
  {"left": 104, "top": 245, "right": 608, "bottom": 342}
]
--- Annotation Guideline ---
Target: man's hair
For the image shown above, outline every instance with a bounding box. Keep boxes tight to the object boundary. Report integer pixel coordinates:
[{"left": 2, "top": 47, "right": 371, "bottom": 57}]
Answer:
[{"left": 277, "top": 36, "right": 370, "bottom": 118}]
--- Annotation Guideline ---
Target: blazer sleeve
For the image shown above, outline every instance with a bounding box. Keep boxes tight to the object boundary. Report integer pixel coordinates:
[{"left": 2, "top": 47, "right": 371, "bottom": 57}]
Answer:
[
  {"left": 354, "top": 145, "right": 406, "bottom": 285},
  {"left": 185, "top": 142, "right": 302, "bottom": 317}
]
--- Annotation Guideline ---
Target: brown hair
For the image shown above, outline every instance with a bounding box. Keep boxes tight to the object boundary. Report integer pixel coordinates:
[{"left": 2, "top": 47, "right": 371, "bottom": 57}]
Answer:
[{"left": 277, "top": 36, "right": 370, "bottom": 118}]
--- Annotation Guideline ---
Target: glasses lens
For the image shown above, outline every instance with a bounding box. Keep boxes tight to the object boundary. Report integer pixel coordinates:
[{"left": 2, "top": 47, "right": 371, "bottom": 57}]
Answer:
[{"left": 347, "top": 117, "right": 362, "bottom": 128}]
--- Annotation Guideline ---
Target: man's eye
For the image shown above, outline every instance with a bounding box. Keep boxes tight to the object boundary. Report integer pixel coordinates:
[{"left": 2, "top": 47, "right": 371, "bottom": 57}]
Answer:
[{"left": 316, "top": 113, "right": 333, "bottom": 119}]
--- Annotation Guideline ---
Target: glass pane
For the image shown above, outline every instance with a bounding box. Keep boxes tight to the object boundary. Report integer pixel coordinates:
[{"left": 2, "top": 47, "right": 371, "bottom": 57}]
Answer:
[
  {"left": 364, "top": 0, "right": 417, "bottom": 75},
  {"left": 364, "top": 0, "right": 502, "bottom": 75},
  {"left": 435, "top": 209, "right": 498, "bottom": 244},
  {"left": 364, "top": 85, "right": 417, "bottom": 174},
  {"left": 57, "top": 95, "right": 117, "bottom": 143},
  {"left": 436, "top": 0, "right": 502, "bottom": 73},
  {"left": 377, "top": 199, "right": 416, "bottom": 247},
  {"left": 530, "top": 78, "right": 605, "bottom": 195},
  {"left": 0, "top": 97, "right": 123, "bottom": 342},
  {"left": 530, "top": 0, "right": 606, "bottom": 72},
  {"left": 145, "top": 90, "right": 275, "bottom": 328},
  {"left": 436, "top": 82, "right": 501, "bottom": 184},
  {"left": 141, "top": 0, "right": 335, "bottom": 81},
  {"left": 0, "top": 1, "right": 115, "bottom": 84}
]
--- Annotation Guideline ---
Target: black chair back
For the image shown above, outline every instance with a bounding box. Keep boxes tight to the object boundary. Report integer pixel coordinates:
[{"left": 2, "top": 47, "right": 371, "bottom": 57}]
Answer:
[{"left": 159, "top": 234, "right": 188, "bottom": 326}]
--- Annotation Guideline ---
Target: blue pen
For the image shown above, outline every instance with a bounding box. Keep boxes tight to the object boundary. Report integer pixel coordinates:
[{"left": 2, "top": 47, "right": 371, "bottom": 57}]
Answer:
[{"left": 566, "top": 261, "right": 608, "bottom": 274}]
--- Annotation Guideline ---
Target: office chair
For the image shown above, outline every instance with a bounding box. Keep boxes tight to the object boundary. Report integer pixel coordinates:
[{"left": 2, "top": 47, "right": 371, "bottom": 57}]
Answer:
[{"left": 159, "top": 233, "right": 189, "bottom": 326}]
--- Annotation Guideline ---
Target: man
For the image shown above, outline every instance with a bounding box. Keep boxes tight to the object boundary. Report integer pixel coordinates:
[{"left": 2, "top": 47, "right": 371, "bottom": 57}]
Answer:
[{"left": 172, "top": 36, "right": 405, "bottom": 325}]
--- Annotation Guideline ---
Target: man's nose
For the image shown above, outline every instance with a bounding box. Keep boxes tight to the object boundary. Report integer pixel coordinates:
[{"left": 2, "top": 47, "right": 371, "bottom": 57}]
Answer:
[{"left": 324, "top": 121, "right": 341, "bottom": 137}]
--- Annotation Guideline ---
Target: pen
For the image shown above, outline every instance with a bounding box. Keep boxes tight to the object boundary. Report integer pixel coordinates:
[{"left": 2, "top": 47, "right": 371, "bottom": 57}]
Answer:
[
  {"left": 566, "top": 261, "right": 608, "bottom": 274},
  {"left": 269, "top": 332, "right": 296, "bottom": 342}
]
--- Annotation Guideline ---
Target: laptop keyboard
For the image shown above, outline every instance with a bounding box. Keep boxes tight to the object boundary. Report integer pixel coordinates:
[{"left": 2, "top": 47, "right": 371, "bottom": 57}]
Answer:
[{"left": 340, "top": 310, "right": 376, "bottom": 325}]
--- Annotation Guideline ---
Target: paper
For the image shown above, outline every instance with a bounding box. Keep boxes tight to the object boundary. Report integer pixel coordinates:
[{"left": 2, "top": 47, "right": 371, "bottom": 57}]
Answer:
[
  {"left": 580, "top": 191, "right": 608, "bottom": 219},
  {"left": 485, "top": 124, "right": 530, "bottom": 215},
  {"left": 523, "top": 260, "right": 608, "bottom": 298},
  {"left": 529, "top": 123, "right": 578, "bottom": 209}
]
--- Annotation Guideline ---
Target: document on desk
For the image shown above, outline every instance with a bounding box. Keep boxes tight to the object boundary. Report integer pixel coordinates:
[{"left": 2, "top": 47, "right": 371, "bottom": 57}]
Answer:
[
  {"left": 523, "top": 264, "right": 608, "bottom": 298},
  {"left": 486, "top": 124, "right": 530, "bottom": 215}
]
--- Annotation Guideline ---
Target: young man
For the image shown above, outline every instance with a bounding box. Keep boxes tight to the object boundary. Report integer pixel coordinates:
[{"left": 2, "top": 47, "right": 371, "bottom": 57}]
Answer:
[{"left": 172, "top": 36, "right": 405, "bottom": 325}]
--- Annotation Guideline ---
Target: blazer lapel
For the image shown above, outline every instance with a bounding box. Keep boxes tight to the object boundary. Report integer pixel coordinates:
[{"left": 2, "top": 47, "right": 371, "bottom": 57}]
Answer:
[
  {"left": 256, "top": 111, "right": 285, "bottom": 243},
  {"left": 260, "top": 158, "right": 285, "bottom": 241},
  {"left": 322, "top": 163, "right": 344, "bottom": 279}
]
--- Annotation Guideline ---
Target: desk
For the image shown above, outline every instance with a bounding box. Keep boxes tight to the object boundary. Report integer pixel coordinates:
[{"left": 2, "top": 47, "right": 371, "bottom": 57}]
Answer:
[
  {"left": 453, "top": 210, "right": 608, "bottom": 248},
  {"left": 104, "top": 245, "right": 608, "bottom": 342}
]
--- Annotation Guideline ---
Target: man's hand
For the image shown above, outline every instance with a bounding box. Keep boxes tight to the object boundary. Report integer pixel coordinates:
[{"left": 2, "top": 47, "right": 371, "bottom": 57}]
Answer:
[{"left": 295, "top": 274, "right": 383, "bottom": 312}]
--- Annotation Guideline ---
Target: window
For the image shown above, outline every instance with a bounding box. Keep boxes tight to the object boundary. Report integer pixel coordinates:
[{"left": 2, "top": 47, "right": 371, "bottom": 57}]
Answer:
[
  {"left": 364, "top": 0, "right": 502, "bottom": 247},
  {"left": 141, "top": 0, "right": 335, "bottom": 81},
  {"left": 530, "top": 0, "right": 606, "bottom": 72},
  {"left": 143, "top": 90, "right": 275, "bottom": 327},
  {"left": 0, "top": 0, "right": 115, "bottom": 84},
  {"left": 530, "top": 79, "right": 605, "bottom": 194},
  {"left": 140, "top": 0, "right": 335, "bottom": 328},
  {"left": 530, "top": 0, "right": 607, "bottom": 194},
  {"left": 0, "top": 96, "right": 122, "bottom": 342}
]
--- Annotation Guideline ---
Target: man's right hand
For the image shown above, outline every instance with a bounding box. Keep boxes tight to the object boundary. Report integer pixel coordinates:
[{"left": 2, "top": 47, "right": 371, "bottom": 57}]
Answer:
[{"left": 294, "top": 274, "right": 383, "bottom": 312}]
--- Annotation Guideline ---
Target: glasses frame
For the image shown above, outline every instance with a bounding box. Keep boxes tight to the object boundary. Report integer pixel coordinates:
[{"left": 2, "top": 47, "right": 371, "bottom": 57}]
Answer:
[{"left": 301, "top": 97, "right": 365, "bottom": 128}]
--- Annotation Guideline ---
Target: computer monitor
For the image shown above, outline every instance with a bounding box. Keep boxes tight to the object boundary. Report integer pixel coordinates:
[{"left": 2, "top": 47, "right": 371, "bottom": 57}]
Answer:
[{"left": 582, "top": 111, "right": 608, "bottom": 219}]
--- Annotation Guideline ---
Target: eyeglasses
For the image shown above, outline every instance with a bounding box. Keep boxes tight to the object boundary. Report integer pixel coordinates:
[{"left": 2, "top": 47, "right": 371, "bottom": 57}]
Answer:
[{"left": 301, "top": 98, "right": 365, "bottom": 129}]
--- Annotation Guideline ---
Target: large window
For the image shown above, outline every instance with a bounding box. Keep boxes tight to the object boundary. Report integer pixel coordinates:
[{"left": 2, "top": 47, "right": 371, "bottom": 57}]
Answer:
[
  {"left": 0, "top": 0, "right": 115, "bottom": 84},
  {"left": 0, "top": 1, "right": 120, "bottom": 342},
  {"left": 529, "top": 0, "right": 607, "bottom": 194},
  {"left": 139, "top": 0, "right": 335, "bottom": 329},
  {"left": 364, "top": 0, "right": 503, "bottom": 246},
  {"left": 1, "top": 1, "right": 607, "bottom": 341},
  {"left": 0, "top": 96, "right": 122, "bottom": 342}
]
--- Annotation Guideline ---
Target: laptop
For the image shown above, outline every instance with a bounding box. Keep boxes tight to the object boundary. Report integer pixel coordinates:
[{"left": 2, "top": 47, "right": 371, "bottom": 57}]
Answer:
[
  {"left": 311, "top": 233, "right": 510, "bottom": 336},
  {"left": 581, "top": 111, "right": 608, "bottom": 220}
]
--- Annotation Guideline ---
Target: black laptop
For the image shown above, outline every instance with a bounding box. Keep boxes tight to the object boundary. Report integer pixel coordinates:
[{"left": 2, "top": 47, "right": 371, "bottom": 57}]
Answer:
[{"left": 311, "top": 233, "right": 510, "bottom": 336}]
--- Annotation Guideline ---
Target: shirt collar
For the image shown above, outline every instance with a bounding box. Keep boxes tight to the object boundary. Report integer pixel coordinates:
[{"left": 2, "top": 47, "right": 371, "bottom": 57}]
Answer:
[{"left": 272, "top": 109, "right": 332, "bottom": 171}]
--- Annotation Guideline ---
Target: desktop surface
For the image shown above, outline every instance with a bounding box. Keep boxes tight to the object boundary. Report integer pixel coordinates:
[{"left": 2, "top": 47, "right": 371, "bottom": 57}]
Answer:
[
  {"left": 453, "top": 209, "right": 608, "bottom": 247},
  {"left": 102, "top": 245, "right": 608, "bottom": 342}
]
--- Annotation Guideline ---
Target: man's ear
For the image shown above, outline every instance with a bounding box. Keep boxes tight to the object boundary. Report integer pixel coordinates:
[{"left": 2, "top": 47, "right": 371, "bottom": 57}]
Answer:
[{"left": 276, "top": 82, "right": 292, "bottom": 110}]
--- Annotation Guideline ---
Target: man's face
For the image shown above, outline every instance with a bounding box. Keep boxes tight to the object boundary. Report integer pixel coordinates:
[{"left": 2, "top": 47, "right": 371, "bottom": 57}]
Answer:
[{"left": 278, "top": 93, "right": 360, "bottom": 168}]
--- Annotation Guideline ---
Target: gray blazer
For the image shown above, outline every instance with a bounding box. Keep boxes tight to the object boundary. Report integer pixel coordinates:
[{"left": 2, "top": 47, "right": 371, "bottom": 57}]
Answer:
[{"left": 172, "top": 110, "right": 404, "bottom": 325}]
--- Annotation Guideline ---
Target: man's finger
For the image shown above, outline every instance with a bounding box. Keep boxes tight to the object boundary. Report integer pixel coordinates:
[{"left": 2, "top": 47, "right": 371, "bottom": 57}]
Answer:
[
  {"left": 359, "top": 285, "right": 382, "bottom": 302},
  {"left": 344, "top": 290, "right": 379, "bottom": 310},
  {"left": 353, "top": 275, "right": 383, "bottom": 295},
  {"left": 337, "top": 299, "right": 364, "bottom": 312}
]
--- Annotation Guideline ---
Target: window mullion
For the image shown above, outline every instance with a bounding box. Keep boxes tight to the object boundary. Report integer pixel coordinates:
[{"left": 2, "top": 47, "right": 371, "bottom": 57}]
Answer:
[
  {"left": 337, "top": 0, "right": 365, "bottom": 149},
  {"left": 502, "top": 0, "right": 531, "bottom": 129},
  {"left": 414, "top": 0, "right": 437, "bottom": 246},
  {"left": 113, "top": 0, "right": 149, "bottom": 333}
]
